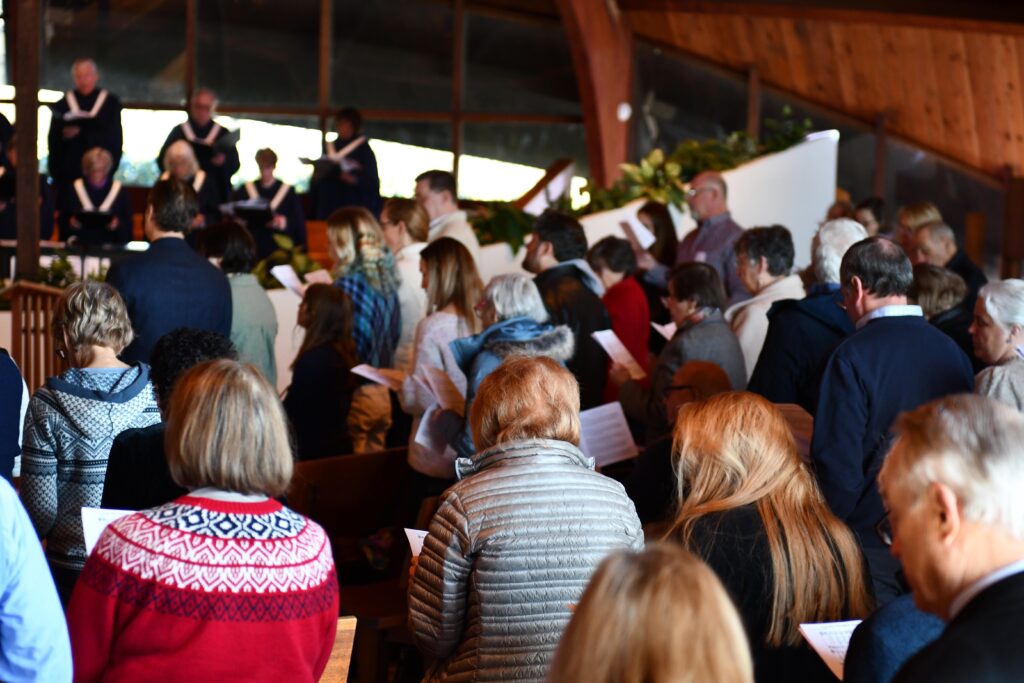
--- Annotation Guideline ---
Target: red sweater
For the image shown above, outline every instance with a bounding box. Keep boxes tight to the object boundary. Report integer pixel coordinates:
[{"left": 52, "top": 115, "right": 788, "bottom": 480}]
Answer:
[
  {"left": 603, "top": 276, "right": 651, "bottom": 401},
  {"left": 67, "top": 495, "right": 339, "bottom": 683}
]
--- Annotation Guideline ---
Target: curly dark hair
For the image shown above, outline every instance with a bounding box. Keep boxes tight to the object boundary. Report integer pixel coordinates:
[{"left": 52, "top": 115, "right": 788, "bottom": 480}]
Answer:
[{"left": 150, "top": 328, "right": 238, "bottom": 408}]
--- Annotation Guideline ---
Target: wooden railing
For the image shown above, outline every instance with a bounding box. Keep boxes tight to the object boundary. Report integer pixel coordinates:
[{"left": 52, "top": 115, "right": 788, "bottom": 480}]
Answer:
[{"left": 1, "top": 281, "right": 66, "bottom": 393}]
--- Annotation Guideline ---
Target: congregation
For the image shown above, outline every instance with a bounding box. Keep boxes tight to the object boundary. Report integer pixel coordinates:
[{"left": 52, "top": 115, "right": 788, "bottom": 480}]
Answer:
[{"left": 4, "top": 56, "right": 1024, "bottom": 683}]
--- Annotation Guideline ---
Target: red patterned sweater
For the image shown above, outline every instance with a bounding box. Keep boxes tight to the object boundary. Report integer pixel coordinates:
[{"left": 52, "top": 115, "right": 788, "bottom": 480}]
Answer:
[{"left": 67, "top": 495, "right": 339, "bottom": 683}]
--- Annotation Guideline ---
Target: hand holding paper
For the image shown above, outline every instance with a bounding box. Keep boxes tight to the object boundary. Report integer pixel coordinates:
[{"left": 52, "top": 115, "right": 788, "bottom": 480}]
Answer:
[
  {"left": 422, "top": 367, "right": 465, "bottom": 416},
  {"left": 592, "top": 330, "right": 646, "bottom": 380},
  {"left": 270, "top": 265, "right": 306, "bottom": 297},
  {"left": 351, "top": 364, "right": 407, "bottom": 392},
  {"left": 651, "top": 321, "right": 677, "bottom": 340}
]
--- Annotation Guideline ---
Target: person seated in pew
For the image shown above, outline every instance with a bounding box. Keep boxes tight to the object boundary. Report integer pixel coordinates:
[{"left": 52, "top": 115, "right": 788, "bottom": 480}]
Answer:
[
  {"left": 611, "top": 262, "right": 746, "bottom": 445},
  {"left": 0, "top": 135, "right": 55, "bottom": 241},
  {"left": 102, "top": 328, "right": 237, "bottom": 511},
  {"left": 57, "top": 146, "right": 132, "bottom": 244},
  {"left": 408, "top": 356, "right": 643, "bottom": 683},
  {"left": 283, "top": 284, "right": 358, "bottom": 461},
  {"left": 547, "top": 544, "right": 753, "bottom": 683},
  {"left": 68, "top": 360, "right": 339, "bottom": 682},
  {"left": 666, "top": 391, "right": 873, "bottom": 683},
  {"left": 229, "top": 147, "right": 306, "bottom": 261},
  {"left": 161, "top": 139, "right": 220, "bottom": 235}
]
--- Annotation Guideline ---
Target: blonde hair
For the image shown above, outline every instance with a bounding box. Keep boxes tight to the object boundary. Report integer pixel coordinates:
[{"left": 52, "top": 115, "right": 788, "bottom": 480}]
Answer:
[
  {"left": 53, "top": 281, "right": 133, "bottom": 367},
  {"left": 421, "top": 237, "right": 483, "bottom": 332},
  {"left": 667, "top": 392, "right": 873, "bottom": 646},
  {"left": 81, "top": 147, "right": 113, "bottom": 176},
  {"left": 470, "top": 356, "right": 580, "bottom": 451},
  {"left": 326, "top": 207, "right": 398, "bottom": 295},
  {"left": 880, "top": 394, "right": 1024, "bottom": 541},
  {"left": 547, "top": 544, "right": 753, "bottom": 683},
  {"left": 163, "top": 139, "right": 200, "bottom": 178},
  {"left": 166, "top": 359, "right": 293, "bottom": 497},
  {"left": 383, "top": 197, "right": 429, "bottom": 243},
  {"left": 897, "top": 201, "right": 943, "bottom": 230}
]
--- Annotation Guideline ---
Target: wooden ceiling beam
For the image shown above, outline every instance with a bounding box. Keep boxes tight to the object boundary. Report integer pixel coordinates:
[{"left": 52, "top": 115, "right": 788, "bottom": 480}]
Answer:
[{"left": 620, "top": 1, "right": 1024, "bottom": 36}]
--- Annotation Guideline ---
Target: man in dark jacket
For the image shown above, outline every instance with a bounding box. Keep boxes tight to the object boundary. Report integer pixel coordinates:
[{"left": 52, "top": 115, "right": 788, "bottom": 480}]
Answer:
[
  {"left": 106, "top": 179, "right": 232, "bottom": 363},
  {"left": 910, "top": 221, "right": 987, "bottom": 309},
  {"left": 748, "top": 218, "right": 867, "bottom": 414},
  {"left": 523, "top": 210, "right": 611, "bottom": 409},
  {"left": 812, "top": 237, "right": 974, "bottom": 605},
  {"left": 879, "top": 395, "right": 1024, "bottom": 683}
]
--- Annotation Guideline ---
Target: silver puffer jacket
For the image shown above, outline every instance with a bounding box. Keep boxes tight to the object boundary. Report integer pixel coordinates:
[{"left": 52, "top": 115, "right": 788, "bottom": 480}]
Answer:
[{"left": 408, "top": 438, "right": 644, "bottom": 682}]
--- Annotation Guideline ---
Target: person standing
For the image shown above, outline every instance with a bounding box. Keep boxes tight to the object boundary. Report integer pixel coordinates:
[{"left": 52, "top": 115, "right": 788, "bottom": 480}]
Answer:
[
  {"left": 47, "top": 58, "right": 123, "bottom": 195},
  {"left": 413, "top": 169, "right": 481, "bottom": 264},
  {"left": 309, "top": 107, "right": 382, "bottom": 219},
  {"left": 230, "top": 148, "right": 306, "bottom": 260},
  {"left": 157, "top": 88, "right": 240, "bottom": 202}
]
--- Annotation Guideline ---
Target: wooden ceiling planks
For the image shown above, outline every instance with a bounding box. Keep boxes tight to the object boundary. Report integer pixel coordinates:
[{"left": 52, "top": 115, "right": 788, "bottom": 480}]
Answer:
[{"left": 625, "top": 8, "right": 1024, "bottom": 178}]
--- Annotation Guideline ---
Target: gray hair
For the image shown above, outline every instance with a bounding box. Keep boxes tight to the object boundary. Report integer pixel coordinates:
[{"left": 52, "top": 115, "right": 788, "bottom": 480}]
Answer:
[
  {"left": 813, "top": 219, "right": 868, "bottom": 284},
  {"left": 880, "top": 394, "right": 1024, "bottom": 540},
  {"left": 483, "top": 273, "right": 549, "bottom": 323},
  {"left": 917, "top": 222, "right": 956, "bottom": 244},
  {"left": 164, "top": 139, "right": 200, "bottom": 178},
  {"left": 979, "top": 279, "right": 1024, "bottom": 331}
]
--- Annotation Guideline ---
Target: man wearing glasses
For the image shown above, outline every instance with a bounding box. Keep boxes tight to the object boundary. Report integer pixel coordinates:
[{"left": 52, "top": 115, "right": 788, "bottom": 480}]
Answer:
[
  {"left": 157, "top": 88, "right": 240, "bottom": 203},
  {"left": 679, "top": 171, "right": 750, "bottom": 305},
  {"left": 876, "top": 395, "right": 1024, "bottom": 682}
]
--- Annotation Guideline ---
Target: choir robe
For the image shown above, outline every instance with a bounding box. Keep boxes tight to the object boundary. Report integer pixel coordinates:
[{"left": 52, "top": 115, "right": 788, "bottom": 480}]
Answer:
[
  {"left": 57, "top": 177, "right": 134, "bottom": 244},
  {"left": 0, "top": 113, "right": 12, "bottom": 158},
  {"left": 230, "top": 179, "right": 307, "bottom": 260},
  {"left": 308, "top": 136, "right": 381, "bottom": 219},
  {"left": 0, "top": 167, "right": 55, "bottom": 241},
  {"left": 158, "top": 118, "right": 240, "bottom": 203},
  {"left": 47, "top": 88, "right": 124, "bottom": 187}
]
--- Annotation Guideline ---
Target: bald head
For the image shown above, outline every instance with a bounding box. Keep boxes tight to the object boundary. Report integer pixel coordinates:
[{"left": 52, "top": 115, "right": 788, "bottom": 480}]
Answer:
[{"left": 687, "top": 172, "right": 729, "bottom": 221}]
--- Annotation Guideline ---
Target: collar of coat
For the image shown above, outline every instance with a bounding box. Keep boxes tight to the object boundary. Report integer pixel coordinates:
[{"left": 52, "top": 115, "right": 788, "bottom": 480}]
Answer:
[{"left": 455, "top": 438, "right": 595, "bottom": 480}]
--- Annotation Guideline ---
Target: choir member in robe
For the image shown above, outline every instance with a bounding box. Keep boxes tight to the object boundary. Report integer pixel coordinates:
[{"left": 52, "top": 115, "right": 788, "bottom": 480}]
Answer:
[
  {"left": 0, "top": 136, "right": 55, "bottom": 241},
  {"left": 157, "top": 88, "right": 240, "bottom": 203},
  {"left": 309, "top": 107, "right": 381, "bottom": 220},
  {"left": 230, "top": 147, "right": 306, "bottom": 260},
  {"left": 161, "top": 140, "right": 220, "bottom": 238},
  {"left": 57, "top": 147, "right": 133, "bottom": 244},
  {"left": 46, "top": 59, "right": 123, "bottom": 194}
]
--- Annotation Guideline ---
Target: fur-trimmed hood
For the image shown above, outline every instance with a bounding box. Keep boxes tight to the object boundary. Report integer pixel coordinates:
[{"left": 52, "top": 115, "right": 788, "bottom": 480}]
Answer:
[{"left": 450, "top": 316, "right": 575, "bottom": 375}]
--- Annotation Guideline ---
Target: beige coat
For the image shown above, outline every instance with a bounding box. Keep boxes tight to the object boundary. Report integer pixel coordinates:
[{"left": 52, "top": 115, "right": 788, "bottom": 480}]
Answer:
[{"left": 725, "top": 273, "right": 806, "bottom": 380}]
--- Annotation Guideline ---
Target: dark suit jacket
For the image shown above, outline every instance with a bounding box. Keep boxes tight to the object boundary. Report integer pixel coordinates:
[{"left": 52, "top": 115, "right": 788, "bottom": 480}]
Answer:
[
  {"left": 748, "top": 284, "right": 853, "bottom": 415},
  {"left": 894, "top": 571, "right": 1024, "bottom": 683},
  {"left": 811, "top": 315, "right": 974, "bottom": 547},
  {"left": 106, "top": 237, "right": 233, "bottom": 364},
  {"left": 947, "top": 248, "right": 987, "bottom": 311},
  {"left": 534, "top": 263, "right": 611, "bottom": 410},
  {"left": 846, "top": 594, "right": 944, "bottom": 683},
  {"left": 101, "top": 422, "right": 187, "bottom": 510}
]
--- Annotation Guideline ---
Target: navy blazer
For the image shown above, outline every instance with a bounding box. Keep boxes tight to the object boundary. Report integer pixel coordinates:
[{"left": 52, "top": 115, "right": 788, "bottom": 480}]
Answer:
[
  {"left": 894, "top": 572, "right": 1024, "bottom": 683},
  {"left": 811, "top": 314, "right": 974, "bottom": 546},
  {"left": 845, "top": 594, "right": 944, "bottom": 683},
  {"left": 106, "top": 237, "right": 232, "bottom": 363}
]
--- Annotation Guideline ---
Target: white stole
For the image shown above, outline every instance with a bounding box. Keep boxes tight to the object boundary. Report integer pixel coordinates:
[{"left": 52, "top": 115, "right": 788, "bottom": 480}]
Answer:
[
  {"left": 181, "top": 121, "right": 222, "bottom": 146},
  {"left": 64, "top": 89, "right": 108, "bottom": 120},
  {"left": 325, "top": 136, "right": 367, "bottom": 162},
  {"left": 160, "top": 170, "right": 206, "bottom": 193},
  {"left": 245, "top": 180, "right": 291, "bottom": 211},
  {"left": 73, "top": 178, "right": 122, "bottom": 213}
]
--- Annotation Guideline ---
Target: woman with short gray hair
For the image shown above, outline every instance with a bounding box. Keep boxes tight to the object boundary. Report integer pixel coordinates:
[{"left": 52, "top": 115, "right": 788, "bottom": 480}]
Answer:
[
  {"left": 972, "top": 279, "right": 1024, "bottom": 411},
  {"left": 449, "top": 273, "right": 573, "bottom": 458}
]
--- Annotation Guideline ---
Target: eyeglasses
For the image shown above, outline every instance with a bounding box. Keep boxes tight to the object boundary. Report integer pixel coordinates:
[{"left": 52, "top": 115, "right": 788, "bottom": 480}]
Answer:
[
  {"left": 875, "top": 514, "right": 894, "bottom": 547},
  {"left": 685, "top": 186, "right": 713, "bottom": 200}
]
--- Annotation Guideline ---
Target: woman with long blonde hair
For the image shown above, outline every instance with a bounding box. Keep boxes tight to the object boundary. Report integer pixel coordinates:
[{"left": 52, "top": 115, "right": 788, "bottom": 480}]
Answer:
[
  {"left": 327, "top": 206, "right": 400, "bottom": 452},
  {"left": 399, "top": 237, "right": 483, "bottom": 481},
  {"left": 667, "top": 391, "right": 873, "bottom": 683},
  {"left": 547, "top": 544, "right": 752, "bottom": 683}
]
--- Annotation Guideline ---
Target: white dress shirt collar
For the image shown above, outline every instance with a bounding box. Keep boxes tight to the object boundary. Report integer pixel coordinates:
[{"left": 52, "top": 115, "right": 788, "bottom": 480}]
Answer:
[{"left": 855, "top": 304, "right": 923, "bottom": 330}]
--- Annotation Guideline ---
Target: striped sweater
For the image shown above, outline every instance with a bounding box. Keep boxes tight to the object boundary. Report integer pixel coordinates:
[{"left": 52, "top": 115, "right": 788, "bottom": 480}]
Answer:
[
  {"left": 68, "top": 495, "right": 339, "bottom": 683},
  {"left": 19, "top": 364, "right": 160, "bottom": 573}
]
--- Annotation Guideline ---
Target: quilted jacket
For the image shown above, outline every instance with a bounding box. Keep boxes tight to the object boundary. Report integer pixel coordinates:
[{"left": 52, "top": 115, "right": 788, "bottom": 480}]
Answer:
[{"left": 408, "top": 438, "right": 644, "bottom": 682}]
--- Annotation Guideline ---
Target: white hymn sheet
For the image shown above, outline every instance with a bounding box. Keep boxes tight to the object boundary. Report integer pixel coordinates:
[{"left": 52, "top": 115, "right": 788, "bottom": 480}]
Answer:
[
  {"left": 620, "top": 215, "right": 657, "bottom": 250},
  {"left": 798, "top": 620, "right": 862, "bottom": 680},
  {"left": 81, "top": 507, "right": 134, "bottom": 556},
  {"left": 651, "top": 321, "right": 677, "bottom": 340},
  {"left": 578, "top": 402, "right": 639, "bottom": 468},
  {"left": 404, "top": 528, "right": 429, "bottom": 558},
  {"left": 414, "top": 404, "right": 462, "bottom": 454},
  {"left": 351, "top": 364, "right": 407, "bottom": 392},
  {"left": 592, "top": 330, "right": 647, "bottom": 380},
  {"left": 304, "top": 269, "right": 333, "bottom": 285},
  {"left": 422, "top": 367, "right": 465, "bottom": 416},
  {"left": 270, "top": 265, "right": 306, "bottom": 297}
]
